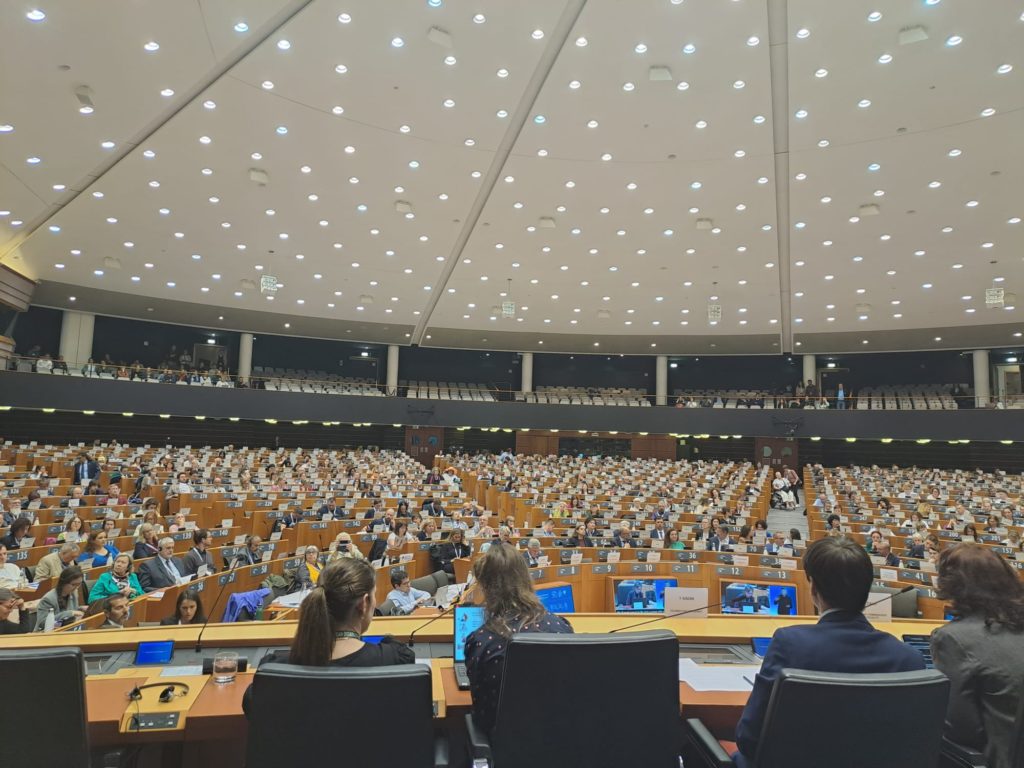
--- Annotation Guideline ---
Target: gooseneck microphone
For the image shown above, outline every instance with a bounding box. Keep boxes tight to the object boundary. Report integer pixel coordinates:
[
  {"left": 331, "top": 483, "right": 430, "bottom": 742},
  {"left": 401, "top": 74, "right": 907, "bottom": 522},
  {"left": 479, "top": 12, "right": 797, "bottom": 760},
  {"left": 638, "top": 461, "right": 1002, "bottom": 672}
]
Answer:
[
  {"left": 609, "top": 601, "right": 726, "bottom": 633},
  {"left": 195, "top": 574, "right": 231, "bottom": 654},
  {"left": 408, "top": 587, "right": 471, "bottom": 647}
]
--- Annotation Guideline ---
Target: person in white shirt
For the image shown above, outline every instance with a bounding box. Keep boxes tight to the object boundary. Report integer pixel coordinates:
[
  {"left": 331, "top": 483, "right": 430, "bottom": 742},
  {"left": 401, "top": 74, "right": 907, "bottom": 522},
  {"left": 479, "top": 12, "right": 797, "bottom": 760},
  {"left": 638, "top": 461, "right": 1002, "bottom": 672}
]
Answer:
[
  {"left": 0, "top": 544, "right": 28, "bottom": 590},
  {"left": 385, "top": 569, "right": 431, "bottom": 614},
  {"left": 35, "top": 355, "right": 53, "bottom": 373}
]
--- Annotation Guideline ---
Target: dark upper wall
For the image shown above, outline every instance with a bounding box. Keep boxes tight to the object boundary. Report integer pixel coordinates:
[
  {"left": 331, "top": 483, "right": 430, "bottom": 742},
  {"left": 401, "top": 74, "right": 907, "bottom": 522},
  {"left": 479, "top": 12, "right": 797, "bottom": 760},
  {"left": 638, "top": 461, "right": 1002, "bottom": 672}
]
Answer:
[
  {"left": 816, "top": 351, "right": 974, "bottom": 392},
  {"left": 251, "top": 335, "right": 383, "bottom": 379},
  {"left": 533, "top": 353, "right": 655, "bottom": 391},
  {"left": 12, "top": 306, "right": 62, "bottom": 356},
  {"left": 92, "top": 315, "right": 241, "bottom": 370},
  {"left": 668, "top": 355, "right": 801, "bottom": 392},
  {"left": 400, "top": 347, "right": 517, "bottom": 388}
]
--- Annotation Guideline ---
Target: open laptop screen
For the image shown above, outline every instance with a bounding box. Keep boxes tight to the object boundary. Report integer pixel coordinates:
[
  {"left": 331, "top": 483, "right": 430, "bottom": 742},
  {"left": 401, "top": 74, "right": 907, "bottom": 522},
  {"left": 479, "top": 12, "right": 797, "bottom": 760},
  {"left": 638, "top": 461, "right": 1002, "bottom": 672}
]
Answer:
[{"left": 453, "top": 605, "right": 486, "bottom": 662}]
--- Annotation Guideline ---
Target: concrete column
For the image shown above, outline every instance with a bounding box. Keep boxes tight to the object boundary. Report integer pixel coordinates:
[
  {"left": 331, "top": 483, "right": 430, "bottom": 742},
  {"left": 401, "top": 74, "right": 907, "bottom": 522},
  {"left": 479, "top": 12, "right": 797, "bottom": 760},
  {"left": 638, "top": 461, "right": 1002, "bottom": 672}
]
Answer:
[
  {"left": 386, "top": 344, "right": 399, "bottom": 396},
  {"left": 238, "top": 332, "right": 253, "bottom": 382},
  {"left": 802, "top": 353, "right": 816, "bottom": 386},
  {"left": 58, "top": 310, "right": 94, "bottom": 369},
  {"left": 521, "top": 352, "right": 534, "bottom": 394},
  {"left": 655, "top": 355, "right": 668, "bottom": 406},
  {"left": 973, "top": 349, "right": 990, "bottom": 407}
]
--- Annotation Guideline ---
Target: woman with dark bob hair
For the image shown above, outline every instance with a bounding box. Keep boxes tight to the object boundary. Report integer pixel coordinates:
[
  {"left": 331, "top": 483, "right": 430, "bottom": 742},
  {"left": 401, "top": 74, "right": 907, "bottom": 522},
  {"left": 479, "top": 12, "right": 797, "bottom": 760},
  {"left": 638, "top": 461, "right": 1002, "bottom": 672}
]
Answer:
[{"left": 930, "top": 544, "right": 1024, "bottom": 768}]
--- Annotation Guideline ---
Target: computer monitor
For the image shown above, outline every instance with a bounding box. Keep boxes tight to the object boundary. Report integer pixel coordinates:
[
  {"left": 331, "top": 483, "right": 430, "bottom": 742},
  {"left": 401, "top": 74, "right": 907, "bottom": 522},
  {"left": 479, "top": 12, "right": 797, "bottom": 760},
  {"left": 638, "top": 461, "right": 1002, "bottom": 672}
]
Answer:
[
  {"left": 869, "top": 586, "right": 919, "bottom": 619},
  {"left": 721, "top": 581, "right": 797, "bottom": 616},
  {"left": 612, "top": 578, "right": 678, "bottom": 613},
  {"left": 453, "top": 605, "right": 486, "bottom": 663},
  {"left": 134, "top": 640, "right": 175, "bottom": 665},
  {"left": 536, "top": 584, "right": 575, "bottom": 613}
]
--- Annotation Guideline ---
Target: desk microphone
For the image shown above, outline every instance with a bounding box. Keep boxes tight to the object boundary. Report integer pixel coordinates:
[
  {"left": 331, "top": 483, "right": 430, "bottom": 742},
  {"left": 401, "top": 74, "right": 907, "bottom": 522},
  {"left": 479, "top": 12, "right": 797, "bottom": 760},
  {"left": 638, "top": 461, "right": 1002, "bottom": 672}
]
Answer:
[
  {"left": 609, "top": 601, "right": 727, "bottom": 633},
  {"left": 408, "top": 587, "right": 470, "bottom": 647},
  {"left": 195, "top": 575, "right": 230, "bottom": 654},
  {"left": 864, "top": 585, "right": 915, "bottom": 609}
]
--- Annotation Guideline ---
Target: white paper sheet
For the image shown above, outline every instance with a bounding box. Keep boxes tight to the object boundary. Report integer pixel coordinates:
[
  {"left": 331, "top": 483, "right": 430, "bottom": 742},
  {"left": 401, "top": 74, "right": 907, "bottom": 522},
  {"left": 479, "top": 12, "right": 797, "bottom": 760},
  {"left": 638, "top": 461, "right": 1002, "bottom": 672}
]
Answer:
[{"left": 678, "top": 658, "right": 760, "bottom": 691}]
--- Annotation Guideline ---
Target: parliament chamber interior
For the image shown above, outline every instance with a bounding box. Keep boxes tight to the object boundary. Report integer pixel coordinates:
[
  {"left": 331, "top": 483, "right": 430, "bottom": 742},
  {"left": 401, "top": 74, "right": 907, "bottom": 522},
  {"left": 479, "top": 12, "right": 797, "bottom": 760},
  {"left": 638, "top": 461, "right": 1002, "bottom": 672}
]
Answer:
[{"left": 1, "top": 1, "right": 1023, "bottom": 767}]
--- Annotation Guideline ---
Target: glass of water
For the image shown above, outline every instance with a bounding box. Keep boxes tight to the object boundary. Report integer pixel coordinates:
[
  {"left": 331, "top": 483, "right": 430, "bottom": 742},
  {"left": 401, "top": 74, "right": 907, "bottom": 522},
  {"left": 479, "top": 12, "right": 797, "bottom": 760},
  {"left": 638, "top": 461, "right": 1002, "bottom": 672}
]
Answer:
[{"left": 213, "top": 651, "right": 239, "bottom": 684}]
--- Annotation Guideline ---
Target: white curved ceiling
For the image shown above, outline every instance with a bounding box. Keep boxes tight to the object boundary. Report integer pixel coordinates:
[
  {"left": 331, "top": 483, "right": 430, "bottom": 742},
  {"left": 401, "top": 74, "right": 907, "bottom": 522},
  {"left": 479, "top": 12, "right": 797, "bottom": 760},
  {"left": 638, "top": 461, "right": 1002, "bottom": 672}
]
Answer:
[{"left": 1, "top": 0, "right": 1022, "bottom": 355}]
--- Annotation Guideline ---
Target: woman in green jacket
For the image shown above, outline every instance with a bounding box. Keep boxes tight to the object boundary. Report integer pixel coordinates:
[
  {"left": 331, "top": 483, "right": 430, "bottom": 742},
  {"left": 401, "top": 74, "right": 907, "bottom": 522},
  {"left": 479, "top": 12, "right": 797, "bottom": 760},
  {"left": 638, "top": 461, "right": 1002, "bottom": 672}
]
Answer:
[{"left": 88, "top": 553, "right": 143, "bottom": 603}]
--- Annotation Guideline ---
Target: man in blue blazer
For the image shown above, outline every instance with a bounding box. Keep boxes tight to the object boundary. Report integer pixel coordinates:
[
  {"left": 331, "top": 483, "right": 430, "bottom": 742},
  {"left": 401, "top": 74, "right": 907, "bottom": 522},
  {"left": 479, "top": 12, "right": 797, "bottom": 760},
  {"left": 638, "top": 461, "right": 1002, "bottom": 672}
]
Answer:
[
  {"left": 72, "top": 453, "right": 100, "bottom": 485},
  {"left": 733, "top": 537, "right": 925, "bottom": 767}
]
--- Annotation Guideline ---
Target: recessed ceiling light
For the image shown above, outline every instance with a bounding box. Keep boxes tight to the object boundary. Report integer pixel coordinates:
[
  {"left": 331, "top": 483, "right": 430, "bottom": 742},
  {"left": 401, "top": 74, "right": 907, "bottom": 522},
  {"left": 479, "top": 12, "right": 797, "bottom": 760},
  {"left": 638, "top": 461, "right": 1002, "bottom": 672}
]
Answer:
[
  {"left": 878, "top": 53, "right": 893, "bottom": 64},
  {"left": 747, "top": 36, "right": 760, "bottom": 46},
  {"left": 867, "top": 10, "right": 882, "bottom": 21},
  {"left": 676, "top": 81, "right": 690, "bottom": 91},
  {"left": 945, "top": 35, "right": 962, "bottom": 46},
  {"left": 733, "top": 80, "right": 745, "bottom": 89},
  {"left": 144, "top": 41, "right": 160, "bottom": 52},
  {"left": 496, "top": 68, "right": 509, "bottom": 78},
  {"left": 276, "top": 126, "right": 288, "bottom": 134},
  {"left": 622, "top": 82, "right": 635, "bottom": 91},
  {"left": 335, "top": 64, "right": 348, "bottom": 74},
  {"left": 796, "top": 28, "right": 810, "bottom": 39},
  {"left": 814, "top": 68, "right": 828, "bottom": 78},
  {"left": 473, "top": 13, "right": 485, "bottom": 23},
  {"left": 682, "top": 43, "right": 696, "bottom": 54},
  {"left": 981, "top": 107, "right": 995, "bottom": 117},
  {"left": 234, "top": 21, "right": 248, "bottom": 32},
  {"left": 753, "top": 115, "right": 766, "bottom": 124},
  {"left": 391, "top": 36, "right": 404, "bottom": 47},
  {"left": 858, "top": 99, "right": 871, "bottom": 108},
  {"left": 695, "top": 119, "right": 707, "bottom": 129}
]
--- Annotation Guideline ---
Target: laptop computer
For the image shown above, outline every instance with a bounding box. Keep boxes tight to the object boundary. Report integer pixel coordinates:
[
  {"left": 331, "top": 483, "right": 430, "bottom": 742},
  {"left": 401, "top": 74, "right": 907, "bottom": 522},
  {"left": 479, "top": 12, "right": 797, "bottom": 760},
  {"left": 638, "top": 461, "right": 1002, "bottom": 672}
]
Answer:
[{"left": 453, "top": 605, "right": 486, "bottom": 690}]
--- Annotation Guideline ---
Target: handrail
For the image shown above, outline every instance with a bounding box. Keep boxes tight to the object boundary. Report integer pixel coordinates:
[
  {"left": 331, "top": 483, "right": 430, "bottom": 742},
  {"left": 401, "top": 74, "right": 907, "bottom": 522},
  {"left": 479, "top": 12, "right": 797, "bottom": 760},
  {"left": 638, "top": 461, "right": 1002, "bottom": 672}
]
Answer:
[{"left": 5, "top": 355, "right": 1020, "bottom": 409}]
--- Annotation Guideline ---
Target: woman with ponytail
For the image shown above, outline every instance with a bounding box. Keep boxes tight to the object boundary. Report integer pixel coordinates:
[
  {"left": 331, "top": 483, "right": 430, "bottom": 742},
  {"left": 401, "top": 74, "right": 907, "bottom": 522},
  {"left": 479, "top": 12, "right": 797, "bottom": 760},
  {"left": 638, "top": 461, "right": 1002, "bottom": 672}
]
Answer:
[{"left": 243, "top": 558, "right": 414, "bottom": 715}]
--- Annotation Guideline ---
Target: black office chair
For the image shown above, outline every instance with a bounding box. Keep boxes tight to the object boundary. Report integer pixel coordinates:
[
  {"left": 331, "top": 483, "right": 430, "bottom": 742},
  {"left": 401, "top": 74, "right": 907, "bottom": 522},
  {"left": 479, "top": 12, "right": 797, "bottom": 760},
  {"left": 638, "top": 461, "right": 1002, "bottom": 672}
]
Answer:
[
  {"left": 376, "top": 598, "right": 398, "bottom": 616},
  {"left": 466, "top": 630, "right": 681, "bottom": 767},
  {"left": 245, "top": 664, "right": 447, "bottom": 768},
  {"left": 684, "top": 668, "right": 950, "bottom": 768},
  {"left": 940, "top": 673, "right": 1024, "bottom": 768},
  {"left": 0, "top": 647, "right": 90, "bottom": 767}
]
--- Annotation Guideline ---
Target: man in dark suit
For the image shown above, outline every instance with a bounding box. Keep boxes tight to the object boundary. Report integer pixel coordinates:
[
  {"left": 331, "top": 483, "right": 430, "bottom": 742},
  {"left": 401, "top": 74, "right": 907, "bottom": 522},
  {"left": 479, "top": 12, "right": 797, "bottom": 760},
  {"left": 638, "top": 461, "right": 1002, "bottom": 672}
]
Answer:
[
  {"left": 876, "top": 538, "right": 901, "bottom": 568},
  {"left": 522, "top": 538, "right": 544, "bottom": 568},
  {"left": 733, "top": 537, "right": 925, "bottom": 767},
  {"left": 318, "top": 497, "right": 342, "bottom": 519},
  {"left": 72, "top": 453, "right": 100, "bottom": 485},
  {"left": 649, "top": 519, "right": 668, "bottom": 542},
  {"left": 361, "top": 500, "right": 383, "bottom": 520},
  {"left": 137, "top": 538, "right": 187, "bottom": 592},
  {"left": 611, "top": 525, "right": 633, "bottom": 549}
]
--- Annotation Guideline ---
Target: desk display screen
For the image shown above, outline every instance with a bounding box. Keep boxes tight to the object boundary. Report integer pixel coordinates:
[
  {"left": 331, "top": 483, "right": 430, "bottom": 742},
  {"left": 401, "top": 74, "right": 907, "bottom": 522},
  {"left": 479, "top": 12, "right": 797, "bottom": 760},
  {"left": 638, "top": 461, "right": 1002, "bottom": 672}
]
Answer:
[
  {"left": 536, "top": 584, "right": 575, "bottom": 614},
  {"left": 721, "top": 582, "right": 797, "bottom": 616},
  {"left": 901, "top": 635, "right": 935, "bottom": 669},
  {"left": 453, "top": 605, "right": 486, "bottom": 662},
  {"left": 750, "top": 637, "right": 772, "bottom": 658},
  {"left": 361, "top": 635, "right": 385, "bottom": 645},
  {"left": 134, "top": 640, "right": 175, "bottom": 665},
  {"left": 613, "top": 578, "right": 678, "bottom": 613}
]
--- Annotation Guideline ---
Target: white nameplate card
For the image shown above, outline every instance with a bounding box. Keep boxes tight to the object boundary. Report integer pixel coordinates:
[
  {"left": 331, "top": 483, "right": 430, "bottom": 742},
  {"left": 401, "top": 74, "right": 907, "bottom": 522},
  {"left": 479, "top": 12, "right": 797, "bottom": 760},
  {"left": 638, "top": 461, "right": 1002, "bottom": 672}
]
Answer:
[
  {"left": 664, "top": 587, "right": 709, "bottom": 618},
  {"left": 606, "top": 551, "right": 621, "bottom": 563},
  {"left": 863, "top": 596, "right": 893, "bottom": 622}
]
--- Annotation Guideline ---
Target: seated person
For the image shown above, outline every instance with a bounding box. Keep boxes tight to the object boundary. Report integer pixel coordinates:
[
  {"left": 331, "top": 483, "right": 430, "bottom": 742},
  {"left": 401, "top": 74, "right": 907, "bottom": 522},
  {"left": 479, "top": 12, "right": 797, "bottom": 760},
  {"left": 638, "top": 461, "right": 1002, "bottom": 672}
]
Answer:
[
  {"left": 733, "top": 537, "right": 924, "bottom": 767},
  {"left": 611, "top": 524, "right": 633, "bottom": 548},
  {"left": 417, "top": 519, "right": 437, "bottom": 541},
  {"left": 566, "top": 523, "right": 593, "bottom": 548},
  {"left": 133, "top": 523, "right": 161, "bottom": 559},
  {"left": 649, "top": 518, "right": 669, "bottom": 542},
  {"left": 0, "top": 587, "right": 33, "bottom": 634},
  {"left": 181, "top": 529, "right": 215, "bottom": 576},
  {"left": 95, "top": 594, "right": 129, "bottom": 629},
  {"left": 0, "top": 543, "right": 27, "bottom": 590},
  {"left": 295, "top": 545, "right": 321, "bottom": 588},
  {"left": 0, "top": 517, "right": 32, "bottom": 550},
  {"left": 232, "top": 535, "right": 264, "bottom": 567},
  {"left": 876, "top": 538, "right": 900, "bottom": 568},
  {"left": 34, "top": 566, "right": 86, "bottom": 631},
  {"left": 76, "top": 530, "right": 120, "bottom": 568},
  {"left": 465, "top": 540, "right": 573, "bottom": 737},
  {"left": 137, "top": 538, "right": 186, "bottom": 591},
  {"left": 522, "top": 538, "right": 545, "bottom": 567},
  {"left": 242, "top": 558, "right": 415, "bottom": 716},
  {"left": 385, "top": 569, "right": 431, "bottom": 615},
  {"left": 88, "top": 553, "right": 143, "bottom": 602},
  {"left": 931, "top": 544, "right": 1024, "bottom": 768},
  {"left": 160, "top": 589, "right": 206, "bottom": 625},
  {"left": 34, "top": 542, "right": 81, "bottom": 582},
  {"left": 317, "top": 497, "right": 344, "bottom": 519},
  {"left": 434, "top": 529, "right": 470, "bottom": 576},
  {"left": 328, "top": 533, "right": 365, "bottom": 562},
  {"left": 764, "top": 531, "right": 791, "bottom": 555}
]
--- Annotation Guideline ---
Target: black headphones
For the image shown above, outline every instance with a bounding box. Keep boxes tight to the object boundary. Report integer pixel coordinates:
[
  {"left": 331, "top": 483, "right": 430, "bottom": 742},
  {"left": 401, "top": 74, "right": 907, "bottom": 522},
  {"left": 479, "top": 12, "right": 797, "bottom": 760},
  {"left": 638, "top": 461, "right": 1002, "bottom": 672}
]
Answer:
[{"left": 127, "top": 682, "right": 190, "bottom": 703}]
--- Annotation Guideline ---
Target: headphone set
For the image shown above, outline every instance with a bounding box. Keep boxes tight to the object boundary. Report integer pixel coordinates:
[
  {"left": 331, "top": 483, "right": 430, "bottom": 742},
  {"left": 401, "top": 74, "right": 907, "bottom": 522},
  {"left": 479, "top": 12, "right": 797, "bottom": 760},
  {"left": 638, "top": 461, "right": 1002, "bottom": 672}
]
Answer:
[{"left": 127, "top": 682, "right": 190, "bottom": 704}]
